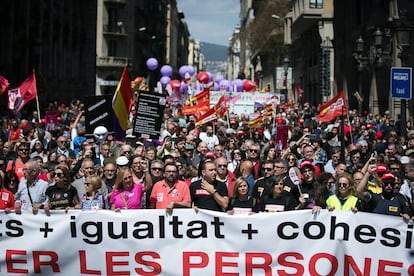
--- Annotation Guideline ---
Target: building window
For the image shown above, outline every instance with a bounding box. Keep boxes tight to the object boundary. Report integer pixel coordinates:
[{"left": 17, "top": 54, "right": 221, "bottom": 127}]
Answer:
[{"left": 309, "top": 0, "right": 323, "bottom": 9}]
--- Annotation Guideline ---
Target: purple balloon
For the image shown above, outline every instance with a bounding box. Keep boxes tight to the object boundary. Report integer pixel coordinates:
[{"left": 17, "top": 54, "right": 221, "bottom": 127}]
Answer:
[
  {"left": 180, "top": 82, "right": 189, "bottom": 93},
  {"left": 206, "top": 72, "right": 213, "bottom": 83},
  {"left": 213, "top": 82, "right": 219, "bottom": 91},
  {"left": 188, "top": 66, "right": 195, "bottom": 76},
  {"left": 235, "top": 79, "right": 243, "bottom": 92},
  {"left": 160, "top": 65, "right": 173, "bottom": 77},
  {"left": 146, "top": 58, "right": 158, "bottom": 71},
  {"left": 219, "top": 80, "right": 230, "bottom": 91},
  {"left": 179, "top": 66, "right": 189, "bottom": 79},
  {"left": 160, "top": 76, "right": 171, "bottom": 89},
  {"left": 215, "top": 75, "right": 224, "bottom": 84}
]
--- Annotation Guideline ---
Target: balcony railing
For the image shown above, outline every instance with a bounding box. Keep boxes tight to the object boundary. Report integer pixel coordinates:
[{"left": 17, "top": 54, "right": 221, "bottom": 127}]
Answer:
[
  {"left": 103, "top": 24, "right": 127, "bottom": 36},
  {"left": 96, "top": 56, "right": 129, "bottom": 67}
]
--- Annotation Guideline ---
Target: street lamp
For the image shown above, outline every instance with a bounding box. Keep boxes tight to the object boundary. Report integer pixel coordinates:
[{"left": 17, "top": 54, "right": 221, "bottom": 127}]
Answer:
[{"left": 395, "top": 12, "right": 412, "bottom": 138}]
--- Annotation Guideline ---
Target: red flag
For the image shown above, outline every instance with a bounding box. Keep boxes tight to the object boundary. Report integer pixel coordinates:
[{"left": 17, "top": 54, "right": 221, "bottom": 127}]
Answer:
[
  {"left": 8, "top": 71, "right": 37, "bottom": 115},
  {"left": 317, "top": 91, "right": 347, "bottom": 122},
  {"left": 214, "top": 95, "right": 229, "bottom": 118},
  {"left": 296, "top": 83, "right": 303, "bottom": 99},
  {"left": 182, "top": 89, "right": 210, "bottom": 115},
  {"left": 0, "top": 75, "right": 9, "bottom": 94},
  {"left": 196, "top": 107, "right": 217, "bottom": 126}
]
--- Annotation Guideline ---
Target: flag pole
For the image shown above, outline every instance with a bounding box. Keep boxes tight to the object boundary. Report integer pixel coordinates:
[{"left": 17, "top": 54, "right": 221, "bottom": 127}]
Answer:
[
  {"left": 340, "top": 106, "right": 345, "bottom": 163},
  {"left": 35, "top": 95, "right": 41, "bottom": 123}
]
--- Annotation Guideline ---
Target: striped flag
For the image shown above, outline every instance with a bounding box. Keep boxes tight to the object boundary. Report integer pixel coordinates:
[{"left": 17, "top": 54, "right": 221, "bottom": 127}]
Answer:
[
  {"left": 112, "top": 67, "right": 133, "bottom": 141},
  {"left": 248, "top": 113, "right": 263, "bottom": 129}
]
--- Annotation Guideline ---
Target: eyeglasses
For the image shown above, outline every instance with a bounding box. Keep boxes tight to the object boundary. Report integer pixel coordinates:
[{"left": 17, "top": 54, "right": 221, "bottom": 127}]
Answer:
[
  {"left": 51, "top": 172, "right": 64, "bottom": 178},
  {"left": 288, "top": 158, "right": 296, "bottom": 162},
  {"left": 263, "top": 167, "right": 273, "bottom": 171},
  {"left": 151, "top": 167, "right": 163, "bottom": 171},
  {"left": 249, "top": 149, "right": 259, "bottom": 153},
  {"left": 233, "top": 152, "right": 241, "bottom": 155},
  {"left": 337, "top": 182, "right": 349, "bottom": 188},
  {"left": 383, "top": 181, "right": 397, "bottom": 187},
  {"left": 104, "top": 169, "right": 116, "bottom": 173},
  {"left": 19, "top": 148, "right": 29, "bottom": 152},
  {"left": 217, "top": 164, "right": 227, "bottom": 168},
  {"left": 123, "top": 175, "right": 133, "bottom": 181}
]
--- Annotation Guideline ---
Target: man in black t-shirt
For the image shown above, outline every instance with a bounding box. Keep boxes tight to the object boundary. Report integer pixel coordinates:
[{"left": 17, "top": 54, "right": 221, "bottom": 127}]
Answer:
[{"left": 190, "top": 160, "right": 228, "bottom": 211}]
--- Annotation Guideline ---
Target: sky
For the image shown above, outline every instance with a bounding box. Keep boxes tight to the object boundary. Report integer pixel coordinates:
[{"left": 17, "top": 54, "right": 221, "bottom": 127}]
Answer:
[{"left": 178, "top": 0, "right": 240, "bottom": 46}]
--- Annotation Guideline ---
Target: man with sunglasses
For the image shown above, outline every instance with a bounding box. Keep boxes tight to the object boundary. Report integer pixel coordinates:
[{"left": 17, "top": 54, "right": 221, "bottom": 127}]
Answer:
[
  {"left": 252, "top": 160, "right": 275, "bottom": 201},
  {"left": 247, "top": 143, "right": 261, "bottom": 179},
  {"left": 6, "top": 142, "right": 31, "bottom": 181},
  {"left": 357, "top": 165, "right": 410, "bottom": 219},
  {"left": 215, "top": 157, "right": 236, "bottom": 198}
]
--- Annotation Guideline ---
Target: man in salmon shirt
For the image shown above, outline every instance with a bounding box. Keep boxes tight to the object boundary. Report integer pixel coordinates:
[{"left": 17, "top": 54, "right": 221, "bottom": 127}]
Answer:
[{"left": 150, "top": 163, "right": 191, "bottom": 211}]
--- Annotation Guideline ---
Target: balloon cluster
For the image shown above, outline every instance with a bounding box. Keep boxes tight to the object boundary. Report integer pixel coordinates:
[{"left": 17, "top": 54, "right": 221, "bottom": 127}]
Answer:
[{"left": 145, "top": 57, "right": 258, "bottom": 94}]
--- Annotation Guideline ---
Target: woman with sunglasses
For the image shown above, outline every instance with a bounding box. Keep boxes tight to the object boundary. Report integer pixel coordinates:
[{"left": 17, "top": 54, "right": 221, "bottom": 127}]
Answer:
[
  {"left": 110, "top": 167, "right": 143, "bottom": 211},
  {"left": 227, "top": 148, "right": 243, "bottom": 173},
  {"left": 46, "top": 165, "right": 80, "bottom": 211},
  {"left": 80, "top": 175, "right": 108, "bottom": 210},
  {"left": 326, "top": 173, "right": 358, "bottom": 211}
]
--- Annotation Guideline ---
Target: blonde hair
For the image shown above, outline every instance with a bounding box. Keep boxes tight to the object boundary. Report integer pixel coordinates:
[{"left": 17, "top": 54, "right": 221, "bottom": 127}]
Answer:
[{"left": 86, "top": 175, "right": 102, "bottom": 190}]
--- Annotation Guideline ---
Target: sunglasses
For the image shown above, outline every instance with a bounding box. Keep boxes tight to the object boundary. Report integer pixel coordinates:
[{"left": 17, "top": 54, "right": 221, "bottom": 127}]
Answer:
[
  {"left": 51, "top": 172, "right": 64, "bottom": 178},
  {"left": 263, "top": 167, "right": 273, "bottom": 171},
  {"left": 217, "top": 164, "right": 227, "bottom": 168},
  {"left": 151, "top": 167, "right": 163, "bottom": 171},
  {"left": 123, "top": 175, "right": 133, "bottom": 181},
  {"left": 249, "top": 149, "right": 259, "bottom": 153},
  {"left": 383, "top": 181, "right": 397, "bottom": 187},
  {"left": 337, "top": 182, "right": 349, "bottom": 188},
  {"left": 233, "top": 152, "right": 241, "bottom": 155},
  {"left": 19, "top": 148, "right": 29, "bottom": 152},
  {"left": 288, "top": 158, "right": 296, "bottom": 161}
]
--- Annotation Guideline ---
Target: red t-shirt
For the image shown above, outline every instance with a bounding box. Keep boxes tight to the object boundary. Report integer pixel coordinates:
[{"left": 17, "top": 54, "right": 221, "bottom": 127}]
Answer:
[{"left": 0, "top": 188, "right": 15, "bottom": 209}]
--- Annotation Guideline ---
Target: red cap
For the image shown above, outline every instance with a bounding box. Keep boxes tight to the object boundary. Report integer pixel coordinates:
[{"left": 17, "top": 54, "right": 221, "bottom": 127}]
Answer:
[
  {"left": 205, "top": 152, "right": 215, "bottom": 158},
  {"left": 376, "top": 165, "right": 387, "bottom": 174},
  {"left": 300, "top": 160, "right": 315, "bottom": 170},
  {"left": 381, "top": 173, "right": 395, "bottom": 181},
  {"left": 375, "top": 131, "right": 383, "bottom": 139},
  {"left": 237, "top": 130, "right": 245, "bottom": 136},
  {"left": 230, "top": 120, "right": 237, "bottom": 125},
  {"left": 366, "top": 124, "right": 372, "bottom": 129}
]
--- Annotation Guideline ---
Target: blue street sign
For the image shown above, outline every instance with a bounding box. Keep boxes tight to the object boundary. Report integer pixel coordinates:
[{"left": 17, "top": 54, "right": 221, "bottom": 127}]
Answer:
[{"left": 390, "top": 67, "right": 412, "bottom": 99}]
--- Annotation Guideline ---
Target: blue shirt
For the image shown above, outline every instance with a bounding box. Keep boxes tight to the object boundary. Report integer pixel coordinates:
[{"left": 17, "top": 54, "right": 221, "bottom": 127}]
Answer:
[{"left": 15, "top": 178, "right": 49, "bottom": 210}]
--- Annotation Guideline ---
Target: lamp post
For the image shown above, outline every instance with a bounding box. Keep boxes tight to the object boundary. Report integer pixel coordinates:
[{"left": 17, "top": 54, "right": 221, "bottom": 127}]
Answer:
[
  {"left": 282, "top": 56, "right": 290, "bottom": 102},
  {"left": 395, "top": 14, "right": 412, "bottom": 138}
]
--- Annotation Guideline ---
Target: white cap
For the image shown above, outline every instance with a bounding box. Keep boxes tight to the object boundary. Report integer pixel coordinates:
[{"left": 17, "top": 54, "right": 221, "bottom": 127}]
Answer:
[
  {"left": 116, "top": 156, "right": 129, "bottom": 166},
  {"left": 400, "top": 156, "right": 410, "bottom": 165}
]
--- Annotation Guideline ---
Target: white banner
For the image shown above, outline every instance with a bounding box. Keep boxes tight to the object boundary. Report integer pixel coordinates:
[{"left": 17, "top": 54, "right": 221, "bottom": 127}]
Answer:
[{"left": 1, "top": 209, "right": 413, "bottom": 275}]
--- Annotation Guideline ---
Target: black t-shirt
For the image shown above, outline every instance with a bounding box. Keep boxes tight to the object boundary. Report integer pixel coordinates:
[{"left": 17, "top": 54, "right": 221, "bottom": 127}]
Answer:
[
  {"left": 190, "top": 179, "right": 228, "bottom": 211},
  {"left": 46, "top": 185, "right": 78, "bottom": 210},
  {"left": 227, "top": 197, "right": 259, "bottom": 213},
  {"left": 251, "top": 177, "right": 272, "bottom": 200},
  {"left": 260, "top": 193, "right": 297, "bottom": 212}
]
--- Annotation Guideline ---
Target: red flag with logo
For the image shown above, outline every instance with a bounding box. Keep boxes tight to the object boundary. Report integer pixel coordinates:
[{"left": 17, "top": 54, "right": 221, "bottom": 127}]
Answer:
[
  {"left": 317, "top": 91, "right": 347, "bottom": 122},
  {"left": 182, "top": 89, "right": 210, "bottom": 115},
  {"left": 0, "top": 75, "right": 9, "bottom": 95},
  {"left": 8, "top": 71, "right": 37, "bottom": 115}
]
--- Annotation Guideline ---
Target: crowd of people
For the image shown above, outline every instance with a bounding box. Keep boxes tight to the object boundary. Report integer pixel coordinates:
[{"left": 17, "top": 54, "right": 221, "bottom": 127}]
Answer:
[{"left": 0, "top": 98, "right": 414, "bottom": 222}]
